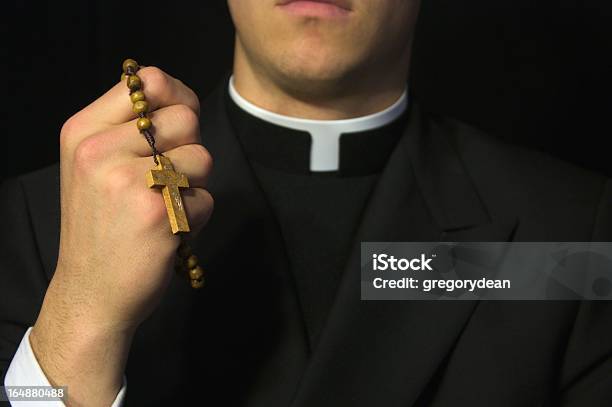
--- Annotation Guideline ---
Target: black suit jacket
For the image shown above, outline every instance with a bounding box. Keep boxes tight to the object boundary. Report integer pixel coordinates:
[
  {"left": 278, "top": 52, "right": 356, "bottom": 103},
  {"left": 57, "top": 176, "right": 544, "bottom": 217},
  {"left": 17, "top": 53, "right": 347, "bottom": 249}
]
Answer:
[{"left": 1, "top": 83, "right": 612, "bottom": 406}]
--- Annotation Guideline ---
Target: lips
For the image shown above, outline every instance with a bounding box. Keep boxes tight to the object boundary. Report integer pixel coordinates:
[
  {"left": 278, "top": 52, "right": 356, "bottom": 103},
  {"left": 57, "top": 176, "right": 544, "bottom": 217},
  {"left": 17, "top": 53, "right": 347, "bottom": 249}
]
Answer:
[{"left": 276, "top": 0, "right": 352, "bottom": 12}]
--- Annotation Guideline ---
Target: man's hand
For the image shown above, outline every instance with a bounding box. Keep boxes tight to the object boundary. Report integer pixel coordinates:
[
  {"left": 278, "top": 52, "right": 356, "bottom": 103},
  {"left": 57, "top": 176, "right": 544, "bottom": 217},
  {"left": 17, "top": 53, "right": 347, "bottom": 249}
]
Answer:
[{"left": 29, "top": 67, "right": 213, "bottom": 406}]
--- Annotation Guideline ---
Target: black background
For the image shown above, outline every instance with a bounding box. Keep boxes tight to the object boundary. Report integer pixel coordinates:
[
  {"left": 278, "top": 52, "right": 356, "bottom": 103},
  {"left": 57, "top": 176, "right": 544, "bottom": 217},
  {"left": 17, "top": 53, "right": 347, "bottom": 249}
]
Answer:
[{"left": 2, "top": 1, "right": 611, "bottom": 182}]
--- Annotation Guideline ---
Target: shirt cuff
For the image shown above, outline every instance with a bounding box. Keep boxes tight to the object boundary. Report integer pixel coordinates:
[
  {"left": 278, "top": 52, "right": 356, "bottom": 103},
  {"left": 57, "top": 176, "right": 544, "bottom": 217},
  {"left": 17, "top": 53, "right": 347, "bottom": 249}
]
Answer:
[{"left": 4, "top": 327, "right": 126, "bottom": 407}]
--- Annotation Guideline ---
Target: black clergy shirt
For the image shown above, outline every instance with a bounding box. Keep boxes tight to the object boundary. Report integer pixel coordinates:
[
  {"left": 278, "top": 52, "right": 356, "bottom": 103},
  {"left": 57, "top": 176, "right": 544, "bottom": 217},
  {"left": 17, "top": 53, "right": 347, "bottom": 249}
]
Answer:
[{"left": 225, "top": 93, "right": 408, "bottom": 347}]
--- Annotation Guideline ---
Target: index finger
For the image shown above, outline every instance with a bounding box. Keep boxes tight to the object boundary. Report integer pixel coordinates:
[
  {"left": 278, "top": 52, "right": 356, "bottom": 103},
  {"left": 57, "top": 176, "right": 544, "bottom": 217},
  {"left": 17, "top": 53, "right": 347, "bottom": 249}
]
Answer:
[{"left": 76, "top": 66, "right": 200, "bottom": 131}]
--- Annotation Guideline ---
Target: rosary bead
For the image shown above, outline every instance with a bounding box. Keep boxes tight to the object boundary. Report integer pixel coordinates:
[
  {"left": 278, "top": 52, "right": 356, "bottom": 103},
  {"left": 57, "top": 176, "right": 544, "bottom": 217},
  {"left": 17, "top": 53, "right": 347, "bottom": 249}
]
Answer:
[
  {"left": 122, "top": 58, "right": 139, "bottom": 73},
  {"left": 121, "top": 73, "right": 129, "bottom": 82},
  {"left": 127, "top": 75, "right": 142, "bottom": 91},
  {"left": 130, "top": 90, "right": 145, "bottom": 103},
  {"left": 190, "top": 278, "right": 205, "bottom": 289},
  {"left": 189, "top": 266, "right": 204, "bottom": 280},
  {"left": 186, "top": 255, "right": 199, "bottom": 269},
  {"left": 136, "top": 117, "right": 152, "bottom": 130},
  {"left": 133, "top": 100, "right": 149, "bottom": 114}
]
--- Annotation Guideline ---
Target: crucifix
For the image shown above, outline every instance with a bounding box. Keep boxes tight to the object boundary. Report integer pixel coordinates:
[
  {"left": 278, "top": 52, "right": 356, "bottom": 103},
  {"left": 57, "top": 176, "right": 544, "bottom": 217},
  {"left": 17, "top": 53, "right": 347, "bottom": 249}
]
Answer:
[{"left": 146, "top": 155, "right": 191, "bottom": 234}]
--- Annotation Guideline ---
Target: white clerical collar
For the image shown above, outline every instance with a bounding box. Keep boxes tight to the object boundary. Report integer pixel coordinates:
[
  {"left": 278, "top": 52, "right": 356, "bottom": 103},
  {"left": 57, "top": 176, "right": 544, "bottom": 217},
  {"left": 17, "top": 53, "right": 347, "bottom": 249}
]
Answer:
[{"left": 228, "top": 76, "right": 408, "bottom": 172}]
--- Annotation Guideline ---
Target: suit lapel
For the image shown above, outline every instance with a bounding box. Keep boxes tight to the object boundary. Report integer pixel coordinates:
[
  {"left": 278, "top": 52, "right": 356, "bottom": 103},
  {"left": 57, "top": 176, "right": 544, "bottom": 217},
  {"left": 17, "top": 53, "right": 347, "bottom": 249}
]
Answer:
[{"left": 291, "top": 104, "right": 518, "bottom": 406}]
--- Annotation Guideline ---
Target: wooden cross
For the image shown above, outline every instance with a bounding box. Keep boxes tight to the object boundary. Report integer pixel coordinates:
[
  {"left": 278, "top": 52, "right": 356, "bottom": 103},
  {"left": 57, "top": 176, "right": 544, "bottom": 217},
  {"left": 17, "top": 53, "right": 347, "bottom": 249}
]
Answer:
[{"left": 146, "top": 155, "right": 190, "bottom": 234}]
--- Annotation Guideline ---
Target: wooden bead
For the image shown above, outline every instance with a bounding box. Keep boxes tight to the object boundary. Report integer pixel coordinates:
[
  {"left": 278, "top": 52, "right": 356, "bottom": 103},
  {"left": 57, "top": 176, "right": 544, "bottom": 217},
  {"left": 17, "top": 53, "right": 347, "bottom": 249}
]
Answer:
[
  {"left": 189, "top": 266, "right": 204, "bottom": 280},
  {"left": 122, "top": 58, "right": 139, "bottom": 73},
  {"left": 190, "top": 278, "right": 205, "bottom": 289},
  {"left": 127, "top": 75, "right": 142, "bottom": 91},
  {"left": 130, "top": 90, "right": 145, "bottom": 103},
  {"left": 186, "top": 255, "right": 199, "bottom": 269},
  {"left": 132, "top": 100, "right": 149, "bottom": 114},
  {"left": 136, "top": 117, "right": 152, "bottom": 130}
]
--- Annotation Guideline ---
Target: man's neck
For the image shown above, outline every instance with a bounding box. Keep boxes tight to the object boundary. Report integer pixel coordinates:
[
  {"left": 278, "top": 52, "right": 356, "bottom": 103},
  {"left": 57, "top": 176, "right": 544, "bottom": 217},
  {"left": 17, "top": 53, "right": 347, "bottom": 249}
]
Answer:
[{"left": 232, "top": 43, "right": 408, "bottom": 121}]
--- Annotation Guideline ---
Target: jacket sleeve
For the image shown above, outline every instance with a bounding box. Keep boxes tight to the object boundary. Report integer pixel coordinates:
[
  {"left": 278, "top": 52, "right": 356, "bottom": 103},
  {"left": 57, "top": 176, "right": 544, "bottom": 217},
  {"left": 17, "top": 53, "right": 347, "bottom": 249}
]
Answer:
[
  {"left": 0, "top": 177, "right": 50, "bottom": 382},
  {"left": 559, "top": 178, "right": 612, "bottom": 405}
]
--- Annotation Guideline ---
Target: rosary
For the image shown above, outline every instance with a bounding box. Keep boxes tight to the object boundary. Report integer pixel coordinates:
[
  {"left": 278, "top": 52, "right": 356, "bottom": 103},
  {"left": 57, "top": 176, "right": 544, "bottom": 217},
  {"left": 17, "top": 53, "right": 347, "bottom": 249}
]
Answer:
[{"left": 121, "top": 58, "right": 205, "bottom": 289}]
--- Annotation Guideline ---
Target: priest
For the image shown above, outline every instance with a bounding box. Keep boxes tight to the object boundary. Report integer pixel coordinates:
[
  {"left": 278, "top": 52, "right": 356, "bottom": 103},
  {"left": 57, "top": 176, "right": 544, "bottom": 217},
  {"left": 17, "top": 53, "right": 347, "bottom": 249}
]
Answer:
[{"left": 2, "top": 0, "right": 612, "bottom": 406}]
